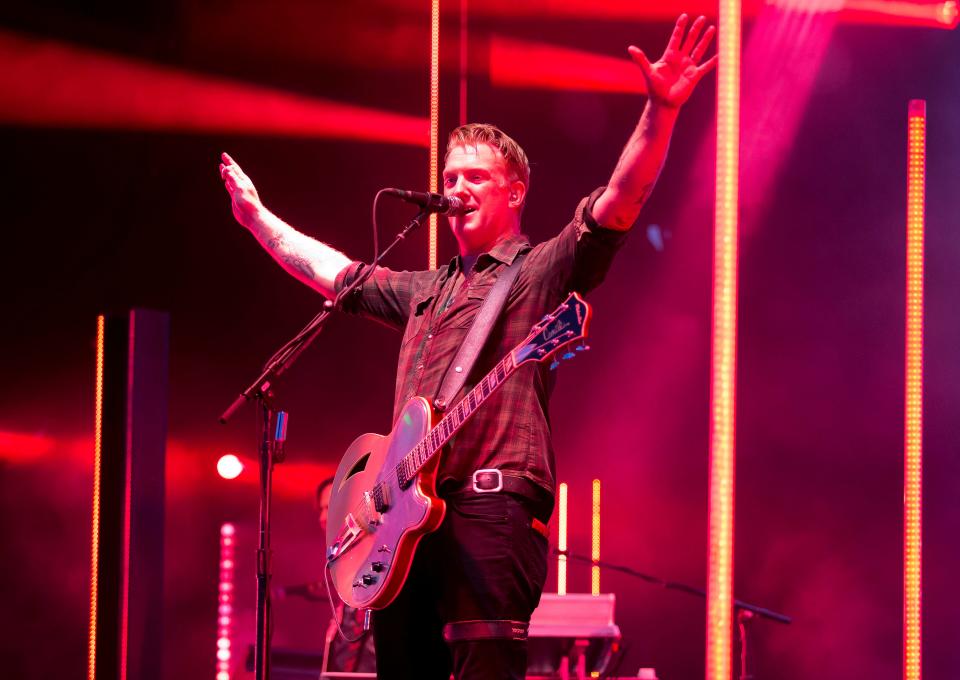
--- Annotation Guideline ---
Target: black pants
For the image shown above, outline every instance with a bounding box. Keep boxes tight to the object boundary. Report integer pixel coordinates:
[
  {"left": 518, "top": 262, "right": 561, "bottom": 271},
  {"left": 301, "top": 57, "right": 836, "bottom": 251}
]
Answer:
[{"left": 373, "top": 490, "right": 550, "bottom": 679}]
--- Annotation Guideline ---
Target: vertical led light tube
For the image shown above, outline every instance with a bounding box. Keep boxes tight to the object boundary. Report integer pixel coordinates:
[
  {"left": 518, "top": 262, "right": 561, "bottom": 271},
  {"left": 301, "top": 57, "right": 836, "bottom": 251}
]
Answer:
[
  {"left": 216, "top": 523, "right": 237, "bottom": 680},
  {"left": 707, "top": 3, "right": 741, "bottom": 680},
  {"left": 88, "top": 315, "right": 105, "bottom": 680},
  {"left": 428, "top": 0, "right": 441, "bottom": 270},
  {"left": 557, "top": 482, "right": 568, "bottom": 595},
  {"left": 459, "top": 0, "right": 469, "bottom": 126},
  {"left": 904, "top": 98, "right": 925, "bottom": 680},
  {"left": 591, "top": 479, "right": 601, "bottom": 595}
]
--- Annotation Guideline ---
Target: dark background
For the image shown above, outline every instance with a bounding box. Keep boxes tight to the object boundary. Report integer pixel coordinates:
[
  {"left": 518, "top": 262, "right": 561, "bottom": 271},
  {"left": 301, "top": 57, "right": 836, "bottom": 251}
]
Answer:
[{"left": 2, "top": 1, "right": 958, "bottom": 678}]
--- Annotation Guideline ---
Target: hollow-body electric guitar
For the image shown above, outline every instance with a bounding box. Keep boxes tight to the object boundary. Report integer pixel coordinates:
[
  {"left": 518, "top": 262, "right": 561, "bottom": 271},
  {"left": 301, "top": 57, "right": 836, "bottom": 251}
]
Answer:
[{"left": 325, "top": 292, "right": 592, "bottom": 609}]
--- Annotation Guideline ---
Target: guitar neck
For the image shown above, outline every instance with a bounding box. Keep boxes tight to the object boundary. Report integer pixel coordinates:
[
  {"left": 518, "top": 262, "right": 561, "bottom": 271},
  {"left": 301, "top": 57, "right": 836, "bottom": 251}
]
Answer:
[{"left": 396, "top": 351, "right": 518, "bottom": 488}]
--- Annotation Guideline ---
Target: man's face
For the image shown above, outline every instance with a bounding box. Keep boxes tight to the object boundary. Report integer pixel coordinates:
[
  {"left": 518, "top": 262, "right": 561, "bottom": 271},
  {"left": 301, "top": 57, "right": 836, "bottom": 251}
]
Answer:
[
  {"left": 317, "top": 484, "right": 332, "bottom": 535},
  {"left": 443, "top": 143, "right": 521, "bottom": 256}
]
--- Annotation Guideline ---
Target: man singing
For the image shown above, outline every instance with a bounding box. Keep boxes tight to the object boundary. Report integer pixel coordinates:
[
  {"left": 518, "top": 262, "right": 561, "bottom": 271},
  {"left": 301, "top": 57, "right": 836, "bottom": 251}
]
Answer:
[{"left": 220, "top": 14, "right": 716, "bottom": 679}]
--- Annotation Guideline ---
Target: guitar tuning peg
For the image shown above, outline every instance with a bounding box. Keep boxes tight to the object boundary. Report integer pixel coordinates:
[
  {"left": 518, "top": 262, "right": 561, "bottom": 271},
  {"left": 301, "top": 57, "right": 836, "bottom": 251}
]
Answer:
[
  {"left": 575, "top": 344, "right": 590, "bottom": 352},
  {"left": 562, "top": 351, "right": 575, "bottom": 360},
  {"left": 549, "top": 359, "right": 560, "bottom": 371}
]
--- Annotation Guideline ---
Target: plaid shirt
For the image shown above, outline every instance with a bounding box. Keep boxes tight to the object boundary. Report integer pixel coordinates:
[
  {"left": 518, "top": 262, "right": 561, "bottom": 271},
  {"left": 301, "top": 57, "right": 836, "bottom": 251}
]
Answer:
[{"left": 334, "top": 188, "right": 627, "bottom": 498}]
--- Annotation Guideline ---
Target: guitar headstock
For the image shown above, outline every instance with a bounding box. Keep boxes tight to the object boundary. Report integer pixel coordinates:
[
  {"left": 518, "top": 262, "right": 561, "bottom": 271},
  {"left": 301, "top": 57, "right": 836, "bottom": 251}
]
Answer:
[{"left": 514, "top": 292, "right": 592, "bottom": 368}]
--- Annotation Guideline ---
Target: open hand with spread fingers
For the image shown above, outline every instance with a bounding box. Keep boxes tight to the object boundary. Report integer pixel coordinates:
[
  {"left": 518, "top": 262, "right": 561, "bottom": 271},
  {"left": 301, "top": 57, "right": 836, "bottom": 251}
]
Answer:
[{"left": 629, "top": 14, "right": 718, "bottom": 109}]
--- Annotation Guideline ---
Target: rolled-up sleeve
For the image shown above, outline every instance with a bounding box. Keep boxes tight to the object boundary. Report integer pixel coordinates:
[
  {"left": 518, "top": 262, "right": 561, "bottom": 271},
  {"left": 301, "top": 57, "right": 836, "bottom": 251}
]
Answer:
[
  {"left": 522, "top": 187, "right": 630, "bottom": 298},
  {"left": 334, "top": 263, "right": 434, "bottom": 332}
]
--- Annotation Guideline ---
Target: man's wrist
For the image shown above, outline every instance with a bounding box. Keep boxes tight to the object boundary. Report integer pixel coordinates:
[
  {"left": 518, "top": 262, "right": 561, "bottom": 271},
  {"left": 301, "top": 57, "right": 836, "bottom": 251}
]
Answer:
[
  {"left": 645, "top": 98, "right": 681, "bottom": 124},
  {"left": 243, "top": 202, "right": 272, "bottom": 234}
]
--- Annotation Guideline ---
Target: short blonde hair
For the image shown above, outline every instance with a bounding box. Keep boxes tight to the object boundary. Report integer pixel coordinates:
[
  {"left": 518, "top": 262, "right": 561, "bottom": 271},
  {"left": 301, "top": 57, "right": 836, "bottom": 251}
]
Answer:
[{"left": 445, "top": 123, "right": 530, "bottom": 190}]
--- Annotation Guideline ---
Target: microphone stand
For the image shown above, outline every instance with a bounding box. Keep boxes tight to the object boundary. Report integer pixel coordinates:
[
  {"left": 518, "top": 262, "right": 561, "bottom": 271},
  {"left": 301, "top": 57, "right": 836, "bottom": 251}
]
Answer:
[
  {"left": 558, "top": 550, "right": 791, "bottom": 680},
  {"left": 219, "top": 207, "right": 430, "bottom": 680}
]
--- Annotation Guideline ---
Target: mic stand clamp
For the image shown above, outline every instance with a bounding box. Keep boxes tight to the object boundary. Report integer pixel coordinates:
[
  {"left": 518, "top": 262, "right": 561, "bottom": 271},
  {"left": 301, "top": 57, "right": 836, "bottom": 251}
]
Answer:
[{"left": 218, "top": 207, "right": 430, "bottom": 680}]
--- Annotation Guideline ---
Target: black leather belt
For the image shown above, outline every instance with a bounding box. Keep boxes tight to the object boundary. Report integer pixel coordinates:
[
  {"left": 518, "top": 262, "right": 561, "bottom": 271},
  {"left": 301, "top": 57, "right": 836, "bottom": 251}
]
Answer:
[
  {"left": 442, "top": 469, "right": 554, "bottom": 525},
  {"left": 445, "top": 469, "right": 539, "bottom": 496}
]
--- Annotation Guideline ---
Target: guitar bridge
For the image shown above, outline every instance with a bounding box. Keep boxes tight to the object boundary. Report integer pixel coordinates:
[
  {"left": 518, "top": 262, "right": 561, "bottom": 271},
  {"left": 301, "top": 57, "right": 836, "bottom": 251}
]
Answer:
[{"left": 327, "top": 512, "right": 363, "bottom": 562}]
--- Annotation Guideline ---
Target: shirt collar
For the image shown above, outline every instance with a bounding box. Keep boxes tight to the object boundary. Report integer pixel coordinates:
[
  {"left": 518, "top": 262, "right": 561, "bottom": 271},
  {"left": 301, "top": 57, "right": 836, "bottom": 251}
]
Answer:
[
  {"left": 444, "top": 232, "right": 530, "bottom": 276},
  {"left": 485, "top": 232, "right": 530, "bottom": 266}
]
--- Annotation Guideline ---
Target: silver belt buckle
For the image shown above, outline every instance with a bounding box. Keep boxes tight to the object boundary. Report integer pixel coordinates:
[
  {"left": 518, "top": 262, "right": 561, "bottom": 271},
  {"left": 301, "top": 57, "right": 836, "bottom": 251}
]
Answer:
[{"left": 472, "top": 469, "right": 503, "bottom": 493}]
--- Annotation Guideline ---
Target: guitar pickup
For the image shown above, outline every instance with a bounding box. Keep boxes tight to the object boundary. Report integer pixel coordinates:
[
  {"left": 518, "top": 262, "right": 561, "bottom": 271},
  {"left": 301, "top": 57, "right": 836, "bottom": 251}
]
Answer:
[{"left": 372, "top": 484, "right": 390, "bottom": 513}]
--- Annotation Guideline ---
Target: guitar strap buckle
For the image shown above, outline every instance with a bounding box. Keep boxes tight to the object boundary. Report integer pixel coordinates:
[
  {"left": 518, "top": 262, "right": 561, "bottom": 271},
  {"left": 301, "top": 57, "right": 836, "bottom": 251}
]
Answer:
[{"left": 472, "top": 469, "right": 503, "bottom": 493}]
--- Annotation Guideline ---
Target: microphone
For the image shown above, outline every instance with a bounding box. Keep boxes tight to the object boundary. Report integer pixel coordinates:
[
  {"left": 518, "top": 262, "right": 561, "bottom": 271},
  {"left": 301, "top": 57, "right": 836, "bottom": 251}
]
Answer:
[{"left": 385, "top": 188, "right": 469, "bottom": 216}]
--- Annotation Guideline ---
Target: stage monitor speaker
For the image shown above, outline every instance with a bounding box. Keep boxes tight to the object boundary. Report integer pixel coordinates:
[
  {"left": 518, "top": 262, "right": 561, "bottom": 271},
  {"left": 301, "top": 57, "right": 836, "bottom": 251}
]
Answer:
[
  {"left": 527, "top": 593, "right": 622, "bottom": 679},
  {"left": 89, "top": 309, "right": 169, "bottom": 680}
]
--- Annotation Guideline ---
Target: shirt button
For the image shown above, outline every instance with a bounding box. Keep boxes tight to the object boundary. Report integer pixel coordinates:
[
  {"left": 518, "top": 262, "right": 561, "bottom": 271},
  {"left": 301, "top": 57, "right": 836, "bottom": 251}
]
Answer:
[
  {"left": 427, "top": 333, "right": 433, "bottom": 339},
  {"left": 417, "top": 364, "right": 424, "bottom": 370}
]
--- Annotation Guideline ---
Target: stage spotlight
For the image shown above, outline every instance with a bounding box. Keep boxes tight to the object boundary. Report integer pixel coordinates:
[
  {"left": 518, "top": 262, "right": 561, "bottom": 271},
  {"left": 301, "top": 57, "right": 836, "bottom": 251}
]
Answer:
[{"left": 217, "top": 454, "right": 244, "bottom": 480}]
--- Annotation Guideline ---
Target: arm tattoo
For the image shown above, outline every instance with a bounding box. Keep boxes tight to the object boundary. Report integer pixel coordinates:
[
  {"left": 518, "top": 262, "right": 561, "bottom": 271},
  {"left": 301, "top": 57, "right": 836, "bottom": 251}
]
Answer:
[
  {"left": 283, "top": 254, "right": 317, "bottom": 280},
  {"left": 266, "top": 235, "right": 284, "bottom": 250}
]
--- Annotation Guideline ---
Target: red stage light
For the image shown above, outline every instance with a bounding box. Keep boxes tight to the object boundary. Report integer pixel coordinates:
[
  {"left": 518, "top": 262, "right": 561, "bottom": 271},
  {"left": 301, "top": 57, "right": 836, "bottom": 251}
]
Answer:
[
  {"left": 557, "top": 482, "right": 568, "bottom": 595},
  {"left": 428, "top": 0, "right": 441, "bottom": 270},
  {"left": 0, "top": 29, "right": 428, "bottom": 145},
  {"left": 217, "top": 454, "right": 244, "bottom": 480},
  {"left": 440, "top": 0, "right": 958, "bottom": 29},
  {"left": 0, "top": 430, "right": 55, "bottom": 463},
  {"left": 490, "top": 36, "right": 647, "bottom": 94}
]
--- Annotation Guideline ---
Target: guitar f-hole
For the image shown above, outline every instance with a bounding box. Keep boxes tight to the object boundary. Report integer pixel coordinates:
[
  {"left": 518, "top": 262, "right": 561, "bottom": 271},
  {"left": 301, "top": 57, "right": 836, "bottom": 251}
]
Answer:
[{"left": 345, "top": 452, "right": 371, "bottom": 480}]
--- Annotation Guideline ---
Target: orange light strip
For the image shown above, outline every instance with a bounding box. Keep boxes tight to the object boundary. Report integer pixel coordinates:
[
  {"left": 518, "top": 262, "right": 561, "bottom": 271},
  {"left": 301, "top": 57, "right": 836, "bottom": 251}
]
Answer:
[
  {"left": 707, "top": 2, "right": 741, "bottom": 679},
  {"left": 591, "top": 479, "right": 601, "bottom": 595},
  {"left": 428, "top": 0, "right": 441, "bottom": 270},
  {"left": 904, "top": 98, "right": 925, "bottom": 680},
  {"left": 88, "top": 315, "right": 105, "bottom": 680},
  {"left": 843, "top": 0, "right": 958, "bottom": 29},
  {"left": 558, "top": 482, "right": 568, "bottom": 595}
]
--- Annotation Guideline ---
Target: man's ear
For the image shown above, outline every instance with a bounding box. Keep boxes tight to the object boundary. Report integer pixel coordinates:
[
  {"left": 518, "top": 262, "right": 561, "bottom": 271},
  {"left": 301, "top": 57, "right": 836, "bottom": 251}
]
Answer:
[{"left": 508, "top": 180, "right": 526, "bottom": 209}]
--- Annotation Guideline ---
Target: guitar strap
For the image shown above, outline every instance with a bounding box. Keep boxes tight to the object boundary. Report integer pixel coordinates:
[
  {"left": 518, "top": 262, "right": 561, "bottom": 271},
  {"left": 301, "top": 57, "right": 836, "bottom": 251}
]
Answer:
[{"left": 433, "top": 251, "right": 527, "bottom": 412}]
